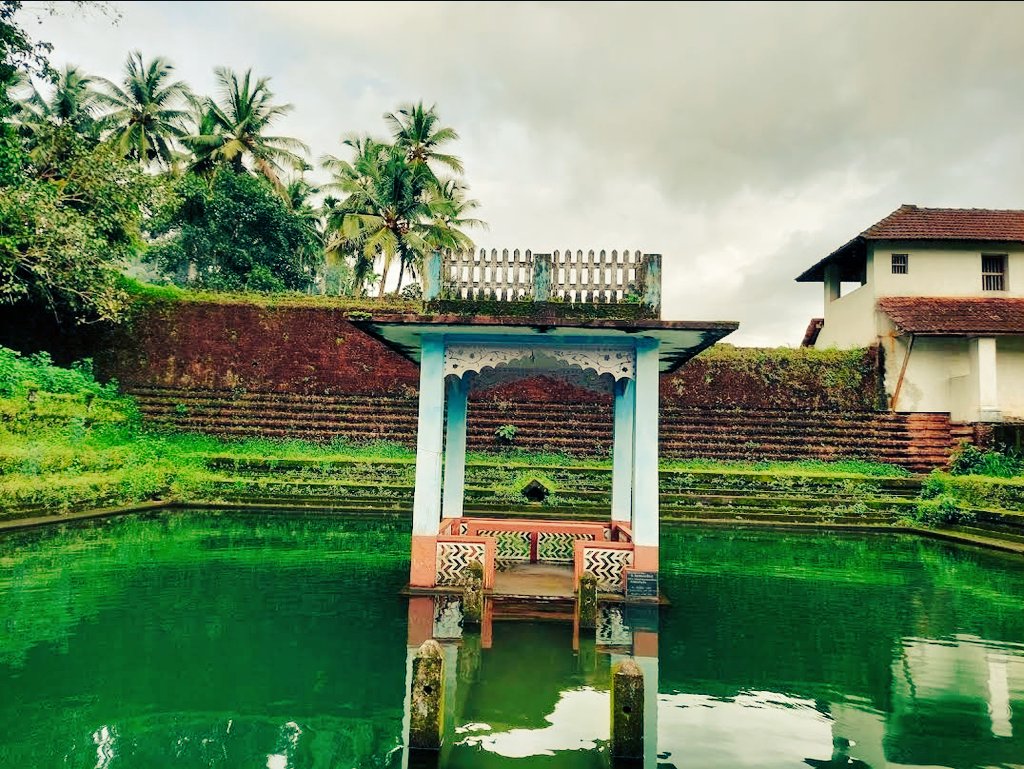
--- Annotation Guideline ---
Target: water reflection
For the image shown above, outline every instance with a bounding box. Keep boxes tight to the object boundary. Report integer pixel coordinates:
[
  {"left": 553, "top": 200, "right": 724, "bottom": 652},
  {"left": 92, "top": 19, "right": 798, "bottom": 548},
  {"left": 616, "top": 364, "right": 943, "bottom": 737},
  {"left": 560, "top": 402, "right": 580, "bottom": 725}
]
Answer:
[
  {"left": 1, "top": 514, "right": 1023, "bottom": 768},
  {"left": 399, "top": 539, "right": 1024, "bottom": 769},
  {"left": 402, "top": 597, "right": 660, "bottom": 768}
]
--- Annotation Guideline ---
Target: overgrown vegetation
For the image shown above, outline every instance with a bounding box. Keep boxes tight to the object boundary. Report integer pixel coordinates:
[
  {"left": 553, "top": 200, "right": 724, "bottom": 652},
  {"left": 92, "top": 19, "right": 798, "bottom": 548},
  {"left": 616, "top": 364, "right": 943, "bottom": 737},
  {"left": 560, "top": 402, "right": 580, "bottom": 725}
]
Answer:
[
  {"left": 674, "top": 344, "right": 881, "bottom": 411},
  {"left": 2, "top": 347, "right": 1022, "bottom": 551},
  {"left": 948, "top": 441, "right": 1023, "bottom": 478},
  {"left": 0, "top": 3, "right": 485, "bottom": 326}
]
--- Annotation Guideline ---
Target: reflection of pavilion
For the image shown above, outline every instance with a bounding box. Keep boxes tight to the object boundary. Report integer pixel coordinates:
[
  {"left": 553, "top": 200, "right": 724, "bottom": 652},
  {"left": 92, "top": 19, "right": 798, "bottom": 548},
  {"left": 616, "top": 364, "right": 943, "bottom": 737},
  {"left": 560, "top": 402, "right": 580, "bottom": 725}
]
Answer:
[
  {"left": 401, "top": 594, "right": 661, "bottom": 768},
  {"left": 353, "top": 248, "right": 737, "bottom": 600}
]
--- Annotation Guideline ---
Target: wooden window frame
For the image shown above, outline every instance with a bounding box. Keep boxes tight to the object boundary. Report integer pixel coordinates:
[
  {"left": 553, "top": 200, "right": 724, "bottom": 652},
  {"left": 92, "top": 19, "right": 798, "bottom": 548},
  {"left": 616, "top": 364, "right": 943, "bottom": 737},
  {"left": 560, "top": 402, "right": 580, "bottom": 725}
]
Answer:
[{"left": 982, "top": 254, "right": 1007, "bottom": 291}]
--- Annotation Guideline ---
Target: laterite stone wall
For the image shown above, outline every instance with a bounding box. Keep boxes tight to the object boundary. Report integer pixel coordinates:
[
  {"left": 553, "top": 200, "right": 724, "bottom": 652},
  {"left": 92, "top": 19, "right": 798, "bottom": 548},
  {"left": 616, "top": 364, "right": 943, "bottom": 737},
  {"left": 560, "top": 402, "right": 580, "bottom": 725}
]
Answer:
[{"left": 98, "top": 298, "right": 960, "bottom": 471}]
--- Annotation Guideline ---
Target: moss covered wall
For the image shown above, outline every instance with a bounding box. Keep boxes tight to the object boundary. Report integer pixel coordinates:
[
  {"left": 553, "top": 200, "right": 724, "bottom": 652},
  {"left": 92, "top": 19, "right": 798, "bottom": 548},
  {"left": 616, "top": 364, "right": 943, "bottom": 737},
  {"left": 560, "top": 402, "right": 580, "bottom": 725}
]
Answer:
[
  {"left": 96, "top": 297, "right": 882, "bottom": 409},
  {"left": 86, "top": 296, "right": 957, "bottom": 468},
  {"left": 663, "top": 345, "right": 883, "bottom": 411},
  {"left": 98, "top": 298, "right": 420, "bottom": 395},
  {"left": 99, "top": 298, "right": 882, "bottom": 405}
]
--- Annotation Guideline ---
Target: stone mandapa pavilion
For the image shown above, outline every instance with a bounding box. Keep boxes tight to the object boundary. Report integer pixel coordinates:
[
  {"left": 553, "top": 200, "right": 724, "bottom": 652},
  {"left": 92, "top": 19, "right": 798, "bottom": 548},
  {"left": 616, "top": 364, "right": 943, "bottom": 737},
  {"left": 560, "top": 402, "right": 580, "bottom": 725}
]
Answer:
[{"left": 354, "top": 248, "right": 737, "bottom": 601}]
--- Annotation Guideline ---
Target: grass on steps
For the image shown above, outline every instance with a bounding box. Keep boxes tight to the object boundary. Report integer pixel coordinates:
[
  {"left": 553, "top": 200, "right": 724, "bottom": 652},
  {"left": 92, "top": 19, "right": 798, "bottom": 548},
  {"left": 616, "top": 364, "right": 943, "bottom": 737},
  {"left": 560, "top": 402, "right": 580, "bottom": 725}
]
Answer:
[{"left": 3, "top": 345, "right": 1022, "bottom": 533}]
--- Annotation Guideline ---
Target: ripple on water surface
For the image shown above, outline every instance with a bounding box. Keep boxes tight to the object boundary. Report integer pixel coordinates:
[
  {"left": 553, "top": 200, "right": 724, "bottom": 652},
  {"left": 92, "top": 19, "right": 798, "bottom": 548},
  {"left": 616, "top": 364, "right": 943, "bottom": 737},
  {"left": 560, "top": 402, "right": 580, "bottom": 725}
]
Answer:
[{"left": 1, "top": 512, "right": 1022, "bottom": 768}]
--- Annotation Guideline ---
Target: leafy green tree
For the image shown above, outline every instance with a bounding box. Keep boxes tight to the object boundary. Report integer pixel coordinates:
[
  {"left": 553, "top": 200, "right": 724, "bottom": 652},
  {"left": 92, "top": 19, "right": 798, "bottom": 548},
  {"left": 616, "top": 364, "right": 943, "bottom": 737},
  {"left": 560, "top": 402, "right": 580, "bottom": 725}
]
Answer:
[
  {"left": 185, "top": 67, "right": 308, "bottom": 188},
  {"left": 0, "top": 0, "right": 52, "bottom": 118},
  {"left": 147, "top": 169, "right": 321, "bottom": 292},
  {"left": 95, "top": 51, "right": 190, "bottom": 168},
  {"left": 0, "top": 125, "right": 158, "bottom": 321}
]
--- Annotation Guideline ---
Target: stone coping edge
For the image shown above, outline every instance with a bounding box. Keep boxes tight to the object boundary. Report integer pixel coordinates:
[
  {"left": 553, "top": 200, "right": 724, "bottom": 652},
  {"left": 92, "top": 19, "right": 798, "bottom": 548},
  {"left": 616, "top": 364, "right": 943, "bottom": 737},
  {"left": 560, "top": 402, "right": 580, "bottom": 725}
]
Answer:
[{"left": 1, "top": 501, "right": 1021, "bottom": 557}]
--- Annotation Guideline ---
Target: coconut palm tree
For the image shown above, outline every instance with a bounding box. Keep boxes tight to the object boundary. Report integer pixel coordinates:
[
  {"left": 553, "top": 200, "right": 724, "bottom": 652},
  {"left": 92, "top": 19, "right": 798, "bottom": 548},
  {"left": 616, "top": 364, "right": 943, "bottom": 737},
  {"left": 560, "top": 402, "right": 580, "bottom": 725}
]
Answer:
[
  {"left": 385, "top": 101, "right": 464, "bottom": 176},
  {"left": 95, "top": 51, "right": 191, "bottom": 168},
  {"left": 423, "top": 178, "right": 486, "bottom": 252},
  {"left": 178, "top": 95, "right": 219, "bottom": 176},
  {"left": 16, "top": 64, "right": 102, "bottom": 138},
  {"left": 321, "top": 130, "right": 484, "bottom": 296},
  {"left": 186, "top": 67, "right": 308, "bottom": 188},
  {"left": 322, "top": 137, "right": 422, "bottom": 294}
]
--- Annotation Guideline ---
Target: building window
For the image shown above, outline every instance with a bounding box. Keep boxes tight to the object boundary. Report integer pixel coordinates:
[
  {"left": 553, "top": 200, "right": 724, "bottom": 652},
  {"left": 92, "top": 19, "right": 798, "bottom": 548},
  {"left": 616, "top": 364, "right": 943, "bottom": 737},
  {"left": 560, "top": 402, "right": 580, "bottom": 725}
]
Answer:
[
  {"left": 891, "top": 253, "right": 908, "bottom": 274},
  {"left": 982, "top": 254, "right": 1007, "bottom": 291}
]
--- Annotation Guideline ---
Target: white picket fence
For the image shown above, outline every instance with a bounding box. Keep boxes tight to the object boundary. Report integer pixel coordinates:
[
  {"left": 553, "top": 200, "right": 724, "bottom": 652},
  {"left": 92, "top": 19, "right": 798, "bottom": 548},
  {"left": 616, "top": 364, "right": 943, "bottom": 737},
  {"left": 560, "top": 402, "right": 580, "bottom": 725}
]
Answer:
[{"left": 440, "top": 249, "right": 658, "bottom": 305}]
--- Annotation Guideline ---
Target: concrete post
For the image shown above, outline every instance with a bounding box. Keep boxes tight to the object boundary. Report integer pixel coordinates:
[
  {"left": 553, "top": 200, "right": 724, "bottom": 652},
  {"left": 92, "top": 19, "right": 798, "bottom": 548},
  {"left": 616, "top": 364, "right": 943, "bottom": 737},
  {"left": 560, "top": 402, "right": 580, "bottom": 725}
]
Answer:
[
  {"left": 411, "top": 335, "right": 446, "bottom": 587},
  {"left": 442, "top": 375, "right": 469, "bottom": 519},
  {"left": 578, "top": 571, "right": 598, "bottom": 629},
  {"left": 970, "top": 337, "right": 1001, "bottom": 422},
  {"left": 611, "top": 377, "right": 636, "bottom": 524},
  {"left": 409, "top": 640, "right": 445, "bottom": 751},
  {"left": 423, "top": 251, "right": 443, "bottom": 301},
  {"left": 632, "top": 338, "right": 660, "bottom": 573},
  {"left": 463, "top": 561, "right": 483, "bottom": 625},
  {"left": 610, "top": 658, "right": 644, "bottom": 759},
  {"left": 641, "top": 254, "right": 661, "bottom": 313},
  {"left": 533, "top": 252, "right": 552, "bottom": 302}
]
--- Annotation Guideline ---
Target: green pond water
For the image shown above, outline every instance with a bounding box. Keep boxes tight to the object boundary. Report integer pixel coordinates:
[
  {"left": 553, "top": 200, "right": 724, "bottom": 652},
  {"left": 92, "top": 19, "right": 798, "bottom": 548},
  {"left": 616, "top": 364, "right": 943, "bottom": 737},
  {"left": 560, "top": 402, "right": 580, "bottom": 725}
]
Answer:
[{"left": 1, "top": 511, "right": 1023, "bottom": 768}]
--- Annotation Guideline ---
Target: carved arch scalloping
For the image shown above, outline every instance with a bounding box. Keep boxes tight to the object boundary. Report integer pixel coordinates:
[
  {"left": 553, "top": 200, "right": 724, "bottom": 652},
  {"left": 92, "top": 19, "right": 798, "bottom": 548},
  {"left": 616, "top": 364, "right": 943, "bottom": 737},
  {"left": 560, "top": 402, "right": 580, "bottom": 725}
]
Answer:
[
  {"left": 444, "top": 343, "right": 635, "bottom": 380},
  {"left": 470, "top": 364, "right": 614, "bottom": 395}
]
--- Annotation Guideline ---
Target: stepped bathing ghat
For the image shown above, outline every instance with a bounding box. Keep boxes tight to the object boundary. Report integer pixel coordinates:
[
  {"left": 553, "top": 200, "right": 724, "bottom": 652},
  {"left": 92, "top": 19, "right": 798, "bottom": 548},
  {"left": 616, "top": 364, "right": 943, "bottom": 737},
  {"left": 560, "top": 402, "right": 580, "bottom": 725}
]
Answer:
[{"left": 353, "top": 249, "right": 738, "bottom": 603}]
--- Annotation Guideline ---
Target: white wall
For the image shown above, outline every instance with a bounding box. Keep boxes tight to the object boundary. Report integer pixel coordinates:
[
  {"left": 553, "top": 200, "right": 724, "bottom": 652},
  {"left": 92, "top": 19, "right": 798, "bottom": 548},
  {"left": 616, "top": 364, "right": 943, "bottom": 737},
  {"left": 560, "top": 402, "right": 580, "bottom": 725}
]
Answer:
[
  {"left": 883, "top": 333, "right": 1024, "bottom": 421},
  {"left": 869, "top": 242, "right": 1024, "bottom": 298},
  {"left": 815, "top": 282, "right": 879, "bottom": 348},
  {"left": 998, "top": 337, "right": 1024, "bottom": 420},
  {"left": 885, "top": 335, "right": 970, "bottom": 416}
]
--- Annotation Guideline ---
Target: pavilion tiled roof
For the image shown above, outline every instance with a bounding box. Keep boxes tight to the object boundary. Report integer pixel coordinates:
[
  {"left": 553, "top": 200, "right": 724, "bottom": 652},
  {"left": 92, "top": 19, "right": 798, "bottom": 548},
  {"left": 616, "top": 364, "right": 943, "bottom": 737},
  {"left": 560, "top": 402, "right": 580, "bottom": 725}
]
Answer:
[
  {"left": 878, "top": 296, "right": 1024, "bottom": 335},
  {"left": 796, "top": 205, "right": 1024, "bottom": 282}
]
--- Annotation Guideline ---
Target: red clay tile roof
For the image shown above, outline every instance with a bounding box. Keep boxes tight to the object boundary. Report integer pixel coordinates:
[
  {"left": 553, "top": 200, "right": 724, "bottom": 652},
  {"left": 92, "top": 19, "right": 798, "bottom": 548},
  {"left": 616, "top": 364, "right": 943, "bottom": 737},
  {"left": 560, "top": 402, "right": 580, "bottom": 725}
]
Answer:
[
  {"left": 863, "top": 205, "right": 1024, "bottom": 241},
  {"left": 797, "top": 204, "right": 1024, "bottom": 282},
  {"left": 878, "top": 296, "right": 1024, "bottom": 335},
  {"left": 801, "top": 318, "right": 823, "bottom": 347}
]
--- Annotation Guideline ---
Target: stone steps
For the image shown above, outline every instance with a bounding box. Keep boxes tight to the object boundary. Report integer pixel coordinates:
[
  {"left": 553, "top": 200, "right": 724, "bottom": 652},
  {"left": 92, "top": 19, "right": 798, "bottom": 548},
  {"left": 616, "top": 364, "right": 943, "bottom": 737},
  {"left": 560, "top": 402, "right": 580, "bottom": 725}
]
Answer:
[{"left": 125, "top": 385, "right": 957, "bottom": 471}]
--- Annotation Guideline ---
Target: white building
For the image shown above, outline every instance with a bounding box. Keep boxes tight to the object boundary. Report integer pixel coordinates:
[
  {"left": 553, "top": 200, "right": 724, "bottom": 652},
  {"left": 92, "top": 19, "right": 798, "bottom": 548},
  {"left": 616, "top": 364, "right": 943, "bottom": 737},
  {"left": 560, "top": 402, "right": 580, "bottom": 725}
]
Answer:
[{"left": 798, "top": 205, "right": 1024, "bottom": 430}]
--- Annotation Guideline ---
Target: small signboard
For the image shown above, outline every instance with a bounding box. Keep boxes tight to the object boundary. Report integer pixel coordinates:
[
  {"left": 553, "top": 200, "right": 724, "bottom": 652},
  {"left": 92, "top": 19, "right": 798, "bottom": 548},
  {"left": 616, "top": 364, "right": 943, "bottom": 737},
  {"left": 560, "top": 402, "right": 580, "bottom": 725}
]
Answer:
[{"left": 625, "top": 570, "right": 658, "bottom": 598}]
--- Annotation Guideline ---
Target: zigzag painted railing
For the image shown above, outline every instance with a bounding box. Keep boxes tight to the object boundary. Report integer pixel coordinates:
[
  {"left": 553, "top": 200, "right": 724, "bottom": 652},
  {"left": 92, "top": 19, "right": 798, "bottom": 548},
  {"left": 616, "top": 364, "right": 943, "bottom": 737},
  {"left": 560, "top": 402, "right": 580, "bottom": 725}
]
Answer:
[
  {"left": 424, "top": 249, "right": 661, "bottom": 310},
  {"left": 433, "top": 516, "right": 633, "bottom": 593}
]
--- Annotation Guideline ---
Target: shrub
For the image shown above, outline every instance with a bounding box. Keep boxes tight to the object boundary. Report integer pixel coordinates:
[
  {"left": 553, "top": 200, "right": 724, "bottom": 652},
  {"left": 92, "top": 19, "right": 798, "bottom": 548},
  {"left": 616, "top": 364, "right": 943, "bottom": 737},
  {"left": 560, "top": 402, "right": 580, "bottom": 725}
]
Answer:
[
  {"left": 949, "top": 441, "right": 1022, "bottom": 478},
  {"left": 913, "top": 493, "right": 974, "bottom": 527},
  {"left": 494, "top": 424, "right": 518, "bottom": 444}
]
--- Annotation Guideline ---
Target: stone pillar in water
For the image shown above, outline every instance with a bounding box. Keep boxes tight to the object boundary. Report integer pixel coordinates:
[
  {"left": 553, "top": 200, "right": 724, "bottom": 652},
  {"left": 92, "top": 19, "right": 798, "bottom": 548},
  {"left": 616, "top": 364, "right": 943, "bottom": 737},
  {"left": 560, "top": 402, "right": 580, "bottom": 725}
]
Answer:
[
  {"left": 463, "top": 561, "right": 483, "bottom": 625},
  {"left": 409, "top": 639, "right": 445, "bottom": 750},
  {"left": 578, "top": 571, "right": 598, "bottom": 629},
  {"left": 611, "top": 658, "right": 644, "bottom": 759}
]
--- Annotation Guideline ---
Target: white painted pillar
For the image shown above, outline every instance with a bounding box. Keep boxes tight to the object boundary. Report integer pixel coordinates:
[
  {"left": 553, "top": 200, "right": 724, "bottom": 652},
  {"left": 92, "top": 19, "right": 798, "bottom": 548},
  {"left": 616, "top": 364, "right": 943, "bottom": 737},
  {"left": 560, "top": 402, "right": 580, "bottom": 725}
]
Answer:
[
  {"left": 823, "top": 263, "right": 840, "bottom": 304},
  {"left": 442, "top": 375, "right": 469, "bottom": 519},
  {"left": 611, "top": 377, "right": 636, "bottom": 524},
  {"left": 636, "top": 654, "right": 659, "bottom": 769},
  {"left": 632, "top": 338, "right": 660, "bottom": 557},
  {"left": 412, "top": 335, "right": 446, "bottom": 535},
  {"left": 970, "top": 337, "right": 1000, "bottom": 422}
]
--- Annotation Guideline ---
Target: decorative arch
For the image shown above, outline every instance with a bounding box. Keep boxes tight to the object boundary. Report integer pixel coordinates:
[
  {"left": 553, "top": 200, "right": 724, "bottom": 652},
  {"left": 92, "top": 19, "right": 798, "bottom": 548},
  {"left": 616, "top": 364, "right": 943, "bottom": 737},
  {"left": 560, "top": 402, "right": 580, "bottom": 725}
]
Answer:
[{"left": 444, "top": 342, "right": 635, "bottom": 381}]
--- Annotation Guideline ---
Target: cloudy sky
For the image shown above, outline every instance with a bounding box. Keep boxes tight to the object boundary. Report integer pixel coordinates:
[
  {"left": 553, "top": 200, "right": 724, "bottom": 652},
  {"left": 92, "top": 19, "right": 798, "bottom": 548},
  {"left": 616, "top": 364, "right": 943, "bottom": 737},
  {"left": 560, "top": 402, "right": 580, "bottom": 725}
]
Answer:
[{"left": 26, "top": 1, "right": 1024, "bottom": 345}]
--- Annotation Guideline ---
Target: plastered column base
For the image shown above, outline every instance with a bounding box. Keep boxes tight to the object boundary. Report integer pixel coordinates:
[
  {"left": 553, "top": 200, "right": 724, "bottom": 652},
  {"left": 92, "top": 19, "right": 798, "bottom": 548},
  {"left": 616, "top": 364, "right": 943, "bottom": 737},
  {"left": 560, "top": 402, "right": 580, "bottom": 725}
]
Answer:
[
  {"left": 633, "top": 544, "right": 659, "bottom": 573},
  {"left": 410, "top": 535, "right": 438, "bottom": 588}
]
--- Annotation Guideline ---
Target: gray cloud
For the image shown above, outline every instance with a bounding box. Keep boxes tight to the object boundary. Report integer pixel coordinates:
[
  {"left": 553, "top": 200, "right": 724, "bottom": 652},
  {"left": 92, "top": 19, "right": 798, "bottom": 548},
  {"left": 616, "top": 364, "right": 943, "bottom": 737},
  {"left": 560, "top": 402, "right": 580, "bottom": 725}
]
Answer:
[{"left": 31, "top": 1, "right": 1024, "bottom": 345}]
